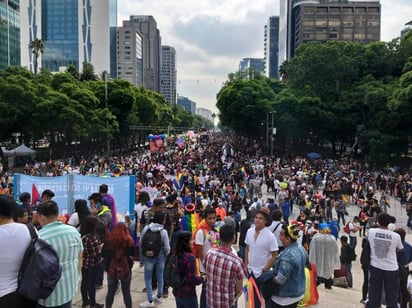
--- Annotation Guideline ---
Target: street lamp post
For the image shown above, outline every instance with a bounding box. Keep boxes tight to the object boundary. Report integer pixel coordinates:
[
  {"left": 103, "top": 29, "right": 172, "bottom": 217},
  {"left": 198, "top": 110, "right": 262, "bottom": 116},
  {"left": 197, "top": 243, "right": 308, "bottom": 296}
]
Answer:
[{"left": 104, "top": 73, "right": 110, "bottom": 155}]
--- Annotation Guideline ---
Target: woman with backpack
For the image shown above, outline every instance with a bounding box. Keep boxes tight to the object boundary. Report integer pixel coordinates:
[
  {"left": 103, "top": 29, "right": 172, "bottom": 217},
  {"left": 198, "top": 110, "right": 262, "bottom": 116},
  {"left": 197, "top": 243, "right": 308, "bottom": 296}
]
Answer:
[
  {"left": 80, "top": 215, "right": 103, "bottom": 308},
  {"left": 139, "top": 211, "right": 170, "bottom": 308},
  {"left": 102, "top": 223, "right": 134, "bottom": 308},
  {"left": 171, "top": 231, "right": 203, "bottom": 308}
]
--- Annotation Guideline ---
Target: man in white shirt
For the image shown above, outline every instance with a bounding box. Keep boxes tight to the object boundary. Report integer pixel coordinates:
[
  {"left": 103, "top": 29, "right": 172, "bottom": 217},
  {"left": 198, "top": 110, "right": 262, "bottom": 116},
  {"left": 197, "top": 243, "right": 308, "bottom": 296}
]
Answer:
[
  {"left": 348, "top": 216, "right": 361, "bottom": 250},
  {"left": 366, "top": 213, "right": 403, "bottom": 308}
]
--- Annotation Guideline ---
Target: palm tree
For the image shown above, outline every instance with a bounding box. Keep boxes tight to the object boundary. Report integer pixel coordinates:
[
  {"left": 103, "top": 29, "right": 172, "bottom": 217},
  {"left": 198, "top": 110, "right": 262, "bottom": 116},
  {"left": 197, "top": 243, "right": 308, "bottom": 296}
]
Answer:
[{"left": 30, "top": 38, "right": 44, "bottom": 74}]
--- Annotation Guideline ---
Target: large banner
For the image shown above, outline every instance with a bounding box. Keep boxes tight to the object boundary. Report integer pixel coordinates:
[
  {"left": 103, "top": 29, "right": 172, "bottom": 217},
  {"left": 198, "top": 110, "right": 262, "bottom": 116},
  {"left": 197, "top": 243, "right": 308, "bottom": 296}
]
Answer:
[{"left": 14, "top": 174, "right": 135, "bottom": 217}]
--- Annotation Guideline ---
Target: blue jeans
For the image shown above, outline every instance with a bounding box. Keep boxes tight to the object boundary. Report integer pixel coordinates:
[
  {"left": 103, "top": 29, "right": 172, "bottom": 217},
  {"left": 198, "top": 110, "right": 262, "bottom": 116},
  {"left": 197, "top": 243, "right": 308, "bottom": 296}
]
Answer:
[
  {"left": 337, "top": 211, "right": 345, "bottom": 225},
  {"left": 342, "top": 263, "right": 353, "bottom": 287},
  {"left": 106, "top": 271, "right": 132, "bottom": 308},
  {"left": 81, "top": 264, "right": 99, "bottom": 305},
  {"left": 175, "top": 295, "right": 199, "bottom": 308},
  {"left": 349, "top": 235, "right": 357, "bottom": 251},
  {"left": 366, "top": 265, "right": 399, "bottom": 308},
  {"left": 143, "top": 253, "right": 165, "bottom": 301}
]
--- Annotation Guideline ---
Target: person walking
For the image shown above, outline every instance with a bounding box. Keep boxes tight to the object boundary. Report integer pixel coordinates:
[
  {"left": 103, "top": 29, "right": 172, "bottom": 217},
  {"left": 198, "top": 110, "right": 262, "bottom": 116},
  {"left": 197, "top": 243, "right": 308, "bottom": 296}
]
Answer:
[
  {"left": 339, "top": 235, "right": 356, "bottom": 288},
  {"left": 172, "top": 231, "right": 203, "bottom": 308},
  {"left": 245, "top": 207, "right": 278, "bottom": 308},
  {"left": 0, "top": 195, "right": 35, "bottom": 308},
  {"left": 263, "top": 222, "right": 307, "bottom": 308},
  {"left": 205, "top": 224, "right": 247, "bottom": 308},
  {"left": 140, "top": 211, "right": 170, "bottom": 307},
  {"left": 103, "top": 223, "right": 134, "bottom": 308},
  {"left": 80, "top": 215, "right": 104, "bottom": 308},
  {"left": 36, "top": 200, "right": 83, "bottom": 308},
  {"left": 366, "top": 213, "right": 404, "bottom": 308}
]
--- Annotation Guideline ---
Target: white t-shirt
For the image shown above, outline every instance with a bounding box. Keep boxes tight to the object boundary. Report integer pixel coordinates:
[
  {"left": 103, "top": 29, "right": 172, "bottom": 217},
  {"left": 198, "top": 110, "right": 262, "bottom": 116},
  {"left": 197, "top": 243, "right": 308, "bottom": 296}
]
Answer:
[
  {"left": 268, "top": 221, "right": 283, "bottom": 248},
  {"left": 0, "top": 223, "right": 31, "bottom": 297},
  {"left": 195, "top": 227, "right": 219, "bottom": 273},
  {"left": 68, "top": 212, "right": 80, "bottom": 231},
  {"left": 245, "top": 226, "right": 279, "bottom": 278},
  {"left": 369, "top": 228, "right": 403, "bottom": 271},
  {"left": 134, "top": 203, "right": 148, "bottom": 236},
  {"left": 349, "top": 222, "right": 360, "bottom": 237}
]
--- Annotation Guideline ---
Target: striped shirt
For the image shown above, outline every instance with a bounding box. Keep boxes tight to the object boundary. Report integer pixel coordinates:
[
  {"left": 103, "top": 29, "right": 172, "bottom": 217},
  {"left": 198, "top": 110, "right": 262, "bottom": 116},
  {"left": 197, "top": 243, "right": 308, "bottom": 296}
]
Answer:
[{"left": 38, "top": 221, "right": 83, "bottom": 307}]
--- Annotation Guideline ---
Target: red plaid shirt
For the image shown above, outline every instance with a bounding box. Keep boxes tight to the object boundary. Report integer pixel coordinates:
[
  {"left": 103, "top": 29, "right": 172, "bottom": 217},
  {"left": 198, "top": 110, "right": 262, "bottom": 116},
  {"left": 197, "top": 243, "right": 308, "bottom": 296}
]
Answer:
[
  {"left": 205, "top": 246, "right": 247, "bottom": 308},
  {"left": 82, "top": 234, "right": 101, "bottom": 268}
]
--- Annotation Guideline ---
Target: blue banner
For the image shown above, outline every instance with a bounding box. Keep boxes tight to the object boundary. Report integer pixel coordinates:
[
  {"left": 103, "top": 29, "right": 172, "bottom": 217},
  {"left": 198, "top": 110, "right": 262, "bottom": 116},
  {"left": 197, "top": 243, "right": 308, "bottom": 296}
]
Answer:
[{"left": 14, "top": 174, "right": 135, "bottom": 219}]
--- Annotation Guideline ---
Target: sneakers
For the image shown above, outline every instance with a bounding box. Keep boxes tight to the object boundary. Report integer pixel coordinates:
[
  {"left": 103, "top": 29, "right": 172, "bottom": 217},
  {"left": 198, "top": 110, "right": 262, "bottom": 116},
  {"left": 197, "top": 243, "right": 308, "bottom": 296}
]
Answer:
[
  {"left": 154, "top": 296, "right": 163, "bottom": 303},
  {"left": 163, "top": 289, "right": 169, "bottom": 298},
  {"left": 140, "top": 300, "right": 154, "bottom": 308}
]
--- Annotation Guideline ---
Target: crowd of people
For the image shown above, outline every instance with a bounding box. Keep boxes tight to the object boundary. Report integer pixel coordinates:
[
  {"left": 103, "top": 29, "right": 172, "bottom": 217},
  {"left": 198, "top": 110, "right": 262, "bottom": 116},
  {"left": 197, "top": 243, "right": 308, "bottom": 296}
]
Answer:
[{"left": 1, "top": 131, "right": 412, "bottom": 308}]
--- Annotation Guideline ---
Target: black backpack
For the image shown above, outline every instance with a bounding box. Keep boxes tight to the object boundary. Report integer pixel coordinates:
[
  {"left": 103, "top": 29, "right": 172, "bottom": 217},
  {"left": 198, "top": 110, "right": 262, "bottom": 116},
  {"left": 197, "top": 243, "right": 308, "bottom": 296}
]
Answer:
[
  {"left": 164, "top": 254, "right": 186, "bottom": 289},
  {"left": 18, "top": 224, "right": 62, "bottom": 301},
  {"left": 141, "top": 229, "right": 162, "bottom": 257}
]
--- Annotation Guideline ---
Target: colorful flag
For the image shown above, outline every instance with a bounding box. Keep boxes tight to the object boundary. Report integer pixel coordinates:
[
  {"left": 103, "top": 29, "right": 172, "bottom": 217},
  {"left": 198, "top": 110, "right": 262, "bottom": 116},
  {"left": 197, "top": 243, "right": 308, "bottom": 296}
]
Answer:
[{"left": 31, "top": 184, "right": 40, "bottom": 210}]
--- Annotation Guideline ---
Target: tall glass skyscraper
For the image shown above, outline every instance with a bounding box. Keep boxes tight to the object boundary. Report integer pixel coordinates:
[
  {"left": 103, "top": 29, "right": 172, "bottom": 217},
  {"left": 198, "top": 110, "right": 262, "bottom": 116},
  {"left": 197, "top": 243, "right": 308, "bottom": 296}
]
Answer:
[
  {"left": 0, "top": 0, "right": 20, "bottom": 70},
  {"left": 20, "top": 0, "right": 117, "bottom": 75}
]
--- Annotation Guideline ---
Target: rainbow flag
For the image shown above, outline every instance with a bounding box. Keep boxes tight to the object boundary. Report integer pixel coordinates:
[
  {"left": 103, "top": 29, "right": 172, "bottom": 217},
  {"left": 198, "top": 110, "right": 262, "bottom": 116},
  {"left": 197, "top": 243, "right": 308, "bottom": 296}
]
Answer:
[
  {"left": 173, "top": 171, "right": 184, "bottom": 190},
  {"left": 243, "top": 276, "right": 264, "bottom": 308},
  {"left": 298, "top": 262, "right": 319, "bottom": 307},
  {"left": 240, "top": 166, "right": 247, "bottom": 179},
  {"left": 181, "top": 213, "right": 200, "bottom": 233}
]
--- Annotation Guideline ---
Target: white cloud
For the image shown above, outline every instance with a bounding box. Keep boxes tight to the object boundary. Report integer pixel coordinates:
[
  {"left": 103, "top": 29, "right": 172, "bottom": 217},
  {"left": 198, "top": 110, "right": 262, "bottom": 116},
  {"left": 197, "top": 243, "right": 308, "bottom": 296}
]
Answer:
[{"left": 118, "top": 0, "right": 412, "bottom": 113}]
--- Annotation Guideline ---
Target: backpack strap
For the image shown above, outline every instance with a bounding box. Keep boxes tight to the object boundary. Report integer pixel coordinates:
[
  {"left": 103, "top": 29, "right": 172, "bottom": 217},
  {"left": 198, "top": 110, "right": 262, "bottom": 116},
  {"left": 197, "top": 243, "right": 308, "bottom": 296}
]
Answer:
[
  {"left": 26, "top": 223, "right": 38, "bottom": 242},
  {"left": 272, "top": 222, "right": 282, "bottom": 233}
]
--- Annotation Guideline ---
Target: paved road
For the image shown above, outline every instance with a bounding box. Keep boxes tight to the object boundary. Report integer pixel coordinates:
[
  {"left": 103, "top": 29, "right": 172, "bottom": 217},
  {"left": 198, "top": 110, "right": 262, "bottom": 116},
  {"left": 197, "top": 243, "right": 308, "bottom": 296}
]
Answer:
[{"left": 72, "top": 186, "right": 411, "bottom": 307}]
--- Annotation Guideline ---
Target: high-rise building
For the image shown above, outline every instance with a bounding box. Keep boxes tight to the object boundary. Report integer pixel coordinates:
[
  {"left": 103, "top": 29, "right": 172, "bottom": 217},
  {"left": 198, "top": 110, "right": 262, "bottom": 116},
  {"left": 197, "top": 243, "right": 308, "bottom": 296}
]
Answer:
[
  {"left": 20, "top": 0, "right": 117, "bottom": 75},
  {"left": 117, "top": 25, "right": 143, "bottom": 86},
  {"left": 160, "top": 45, "right": 176, "bottom": 105},
  {"left": 0, "top": 0, "right": 20, "bottom": 70},
  {"left": 125, "top": 15, "right": 161, "bottom": 92},
  {"left": 239, "top": 58, "right": 265, "bottom": 76},
  {"left": 264, "top": 16, "right": 279, "bottom": 79},
  {"left": 197, "top": 107, "right": 213, "bottom": 123},
  {"left": 279, "top": 0, "right": 381, "bottom": 75},
  {"left": 177, "top": 95, "right": 196, "bottom": 115},
  {"left": 401, "top": 20, "right": 412, "bottom": 38}
]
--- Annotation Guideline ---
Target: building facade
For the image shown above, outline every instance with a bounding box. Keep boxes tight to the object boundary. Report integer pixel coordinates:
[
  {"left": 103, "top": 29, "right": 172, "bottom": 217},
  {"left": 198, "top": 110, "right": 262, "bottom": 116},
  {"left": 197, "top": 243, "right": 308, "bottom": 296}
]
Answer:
[
  {"left": 239, "top": 58, "right": 265, "bottom": 76},
  {"left": 197, "top": 107, "right": 213, "bottom": 123},
  {"left": 160, "top": 45, "right": 176, "bottom": 105},
  {"left": 20, "top": 0, "right": 117, "bottom": 75},
  {"left": 401, "top": 20, "right": 412, "bottom": 38},
  {"left": 117, "top": 25, "right": 143, "bottom": 86},
  {"left": 0, "top": 0, "right": 20, "bottom": 70},
  {"left": 264, "top": 16, "right": 279, "bottom": 79},
  {"left": 279, "top": 0, "right": 381, "bottom": 76},
  {"left": 125, "top": 15, "right": 161, "bottom": 92},
  {"left": 177, "top": 95, "right": 196, "bottom": 115}
]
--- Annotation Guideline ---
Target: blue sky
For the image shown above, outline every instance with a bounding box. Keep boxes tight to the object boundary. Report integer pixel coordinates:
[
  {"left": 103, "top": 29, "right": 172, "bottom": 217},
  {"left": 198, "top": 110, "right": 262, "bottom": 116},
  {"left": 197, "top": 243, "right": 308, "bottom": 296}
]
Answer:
[{"left": 118, "top": 0, "right": 412, "bottom": 113}]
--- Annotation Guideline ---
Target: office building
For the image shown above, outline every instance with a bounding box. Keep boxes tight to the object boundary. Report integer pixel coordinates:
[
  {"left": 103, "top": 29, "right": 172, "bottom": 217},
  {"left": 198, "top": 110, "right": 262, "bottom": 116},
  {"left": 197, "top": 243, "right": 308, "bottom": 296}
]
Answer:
[
  {"left": 20, "top": 0, "right": 117, "bottom": 75},
  {"left": 0, "top": 0, "right": 20, "bottom": 70},
  {"left": 124, "top": 15, "right": 161, "bottom": 92},
  {"left": 401, "top": 20, "right": 412, "bottom": 38},
  {"left": 239, "top": 58, "right": 265, "bottom": 76},
  {"left": 264, "top": 16, "right": 279, "bottom": 79},
  {"left": 117, "top": 25, "right": 143, "bottom": 86},
  {"left": 279, "top": 0, "right": 381, "bottom": 74},
  {"left": 160, "top": 45, "right": 176, "bottom": 105},
  {"left": 177, "top": 95, "right": 196, "bottom": 115},
  {"left": 197, "top": 107, "right": 214, "bottom": 123}
]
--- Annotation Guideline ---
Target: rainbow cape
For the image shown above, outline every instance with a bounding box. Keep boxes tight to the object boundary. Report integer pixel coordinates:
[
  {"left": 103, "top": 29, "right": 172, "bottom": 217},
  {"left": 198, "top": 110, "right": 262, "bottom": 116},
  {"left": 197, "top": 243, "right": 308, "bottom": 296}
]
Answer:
[
  {"left": 298, "top": 262, "right": 319, "bottom": 306},
  {"left": 181, "top": 212, "right": 200, "bottom": 233}
]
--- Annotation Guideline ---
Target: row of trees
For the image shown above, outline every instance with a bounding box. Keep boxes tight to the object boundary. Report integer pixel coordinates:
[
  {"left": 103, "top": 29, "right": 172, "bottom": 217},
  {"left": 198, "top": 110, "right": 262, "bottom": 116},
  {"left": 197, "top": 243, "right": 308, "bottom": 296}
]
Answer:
[
  {"left": 217, "top": 31, "right": 412, "bottom": 163},
  {"left": 0, "top": 65, "right": 213, "bottom": 157}
]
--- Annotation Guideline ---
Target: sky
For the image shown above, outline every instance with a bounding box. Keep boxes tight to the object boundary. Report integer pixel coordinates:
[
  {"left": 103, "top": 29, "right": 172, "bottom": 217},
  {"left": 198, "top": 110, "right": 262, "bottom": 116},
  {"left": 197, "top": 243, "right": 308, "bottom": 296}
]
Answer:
[{"left": 118, "top": 0, "right": 412, "bottom": 113}]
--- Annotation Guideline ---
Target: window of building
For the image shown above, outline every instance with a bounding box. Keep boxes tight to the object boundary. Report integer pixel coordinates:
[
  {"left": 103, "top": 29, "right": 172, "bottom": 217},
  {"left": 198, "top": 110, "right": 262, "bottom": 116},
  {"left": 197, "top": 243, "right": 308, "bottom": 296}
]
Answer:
[
  {"left": 355, "top": 7, "right": 366, "bottom": 13},
  {"left": 328, "top": 33, "right": 338, "bottom": 39},
  {"left": 368, "top": 7, "right": 379, "bottom": 13},
  {"left": 317, "top": 7, "right": 328, "bottom": 13},
  {"left": 330, "top": 7, "right": 341, "bottom": 13},
  {"left": 343, "top": 7, "right": 353, "bottom": 13}
]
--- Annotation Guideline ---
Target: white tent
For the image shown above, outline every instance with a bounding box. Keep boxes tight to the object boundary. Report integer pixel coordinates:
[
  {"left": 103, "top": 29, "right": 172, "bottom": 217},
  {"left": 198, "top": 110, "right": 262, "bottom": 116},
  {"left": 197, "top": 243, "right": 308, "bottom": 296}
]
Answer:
[
  {"left": 12, "top": 144, "right": 36, "bottom": 157},
  {"left": 1, "top": 147, "right": 14, "bottom": 157}
]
